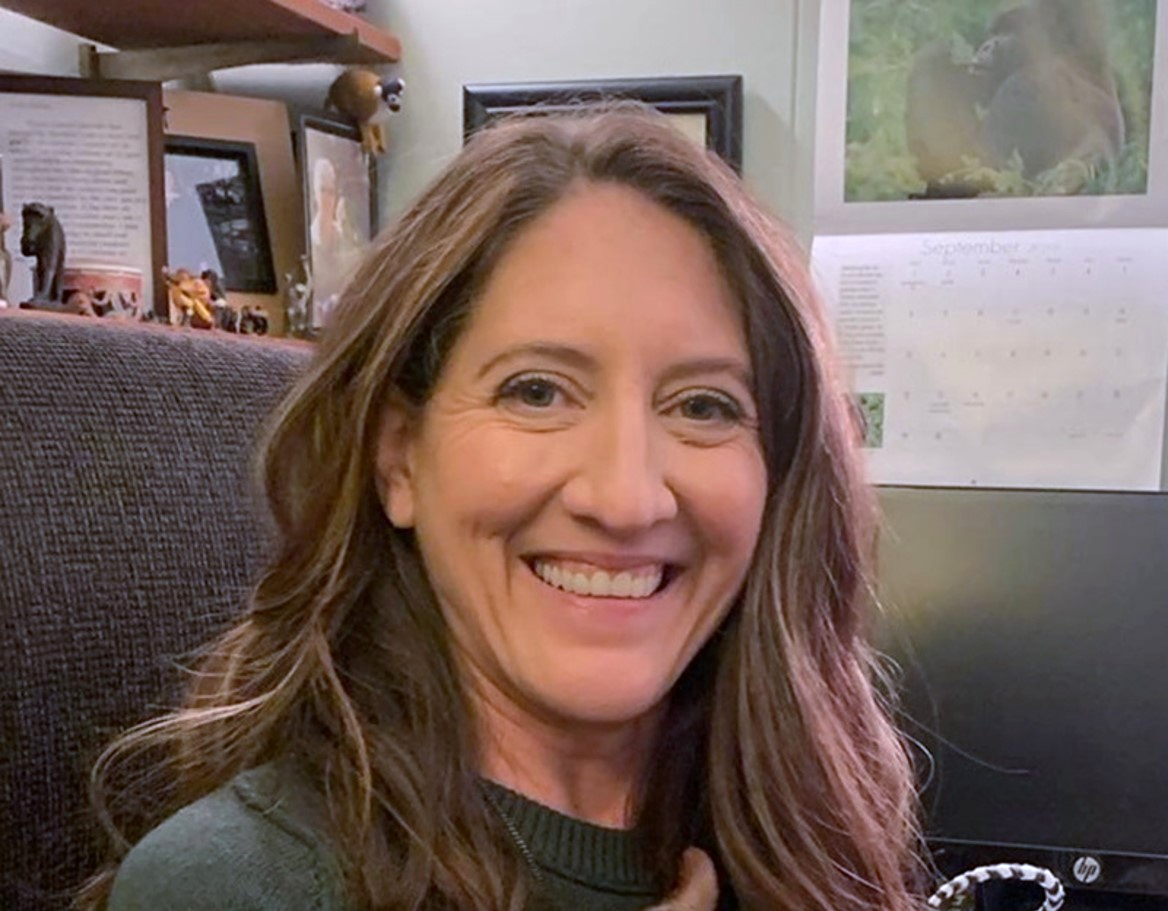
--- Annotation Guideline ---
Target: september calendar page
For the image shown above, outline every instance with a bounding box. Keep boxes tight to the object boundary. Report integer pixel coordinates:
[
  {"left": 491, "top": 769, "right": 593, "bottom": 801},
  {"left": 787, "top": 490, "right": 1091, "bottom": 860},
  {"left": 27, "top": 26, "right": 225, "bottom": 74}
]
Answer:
[
  {"left": 812, "top": 230, "right": 1168, "bottom": 489},
  {"left": 809, "top": 0, "right": 1168, "bottom": 490}
]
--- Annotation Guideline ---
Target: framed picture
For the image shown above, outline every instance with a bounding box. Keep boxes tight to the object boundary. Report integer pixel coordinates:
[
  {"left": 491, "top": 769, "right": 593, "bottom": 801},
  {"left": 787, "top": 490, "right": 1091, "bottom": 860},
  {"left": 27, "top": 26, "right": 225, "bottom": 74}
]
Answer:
[
  {"left": 0, "top": 74, "right": 167, "bottom": 317},
  {"left": 296, "top": 113, "right": 378, "bottom": 333},
  {"left": 163, "top": 90, "right": 302, "bottom": 337},
  {"left": 164, "top": 136, "right": 277, "bottom": 294},
  {"left": 462, "top": 75, "right": 744, "bottom": 172}
]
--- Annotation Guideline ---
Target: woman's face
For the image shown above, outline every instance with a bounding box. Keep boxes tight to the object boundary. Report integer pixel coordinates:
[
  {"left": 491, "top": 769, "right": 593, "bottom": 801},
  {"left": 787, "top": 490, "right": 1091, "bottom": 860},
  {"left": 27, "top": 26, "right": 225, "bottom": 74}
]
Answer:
[{"left": 376, "top": 183, "right": 767, "bottom": 731}]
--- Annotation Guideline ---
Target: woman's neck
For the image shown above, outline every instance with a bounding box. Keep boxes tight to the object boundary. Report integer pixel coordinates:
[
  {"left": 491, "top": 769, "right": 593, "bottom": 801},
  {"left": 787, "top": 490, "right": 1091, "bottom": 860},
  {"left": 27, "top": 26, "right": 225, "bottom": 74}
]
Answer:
[{"left": 473, "top": 679, "right": 664, "bottom": 829}]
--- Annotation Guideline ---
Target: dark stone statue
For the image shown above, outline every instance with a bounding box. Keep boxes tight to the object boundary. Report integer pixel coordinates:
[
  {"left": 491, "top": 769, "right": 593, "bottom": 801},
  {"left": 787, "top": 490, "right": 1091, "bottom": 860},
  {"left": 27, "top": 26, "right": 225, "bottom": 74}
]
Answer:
[{"left": 19, "top": 202, "right": 66, "bottom": 306}]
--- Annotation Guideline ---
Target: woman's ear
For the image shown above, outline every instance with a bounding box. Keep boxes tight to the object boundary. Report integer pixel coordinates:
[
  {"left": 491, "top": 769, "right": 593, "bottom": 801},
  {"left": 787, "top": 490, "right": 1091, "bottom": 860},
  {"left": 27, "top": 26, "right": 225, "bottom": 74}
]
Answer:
[{"left": 373, "top": 398, "right": 418, "bottom": 529}]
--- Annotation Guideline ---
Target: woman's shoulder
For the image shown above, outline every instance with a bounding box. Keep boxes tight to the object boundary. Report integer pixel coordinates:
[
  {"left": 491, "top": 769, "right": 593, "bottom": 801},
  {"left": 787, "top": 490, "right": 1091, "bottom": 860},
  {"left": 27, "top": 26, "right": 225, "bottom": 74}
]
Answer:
[{"left": 107, "top": 763, "right": 347, "bottom": 910}]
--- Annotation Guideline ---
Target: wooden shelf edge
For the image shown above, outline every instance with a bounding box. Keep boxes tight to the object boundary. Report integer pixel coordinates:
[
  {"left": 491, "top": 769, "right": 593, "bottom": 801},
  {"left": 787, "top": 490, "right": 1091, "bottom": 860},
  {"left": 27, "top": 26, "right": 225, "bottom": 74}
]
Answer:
[{"left": 0, "top": 0, "right": 402, "bottom": 68}]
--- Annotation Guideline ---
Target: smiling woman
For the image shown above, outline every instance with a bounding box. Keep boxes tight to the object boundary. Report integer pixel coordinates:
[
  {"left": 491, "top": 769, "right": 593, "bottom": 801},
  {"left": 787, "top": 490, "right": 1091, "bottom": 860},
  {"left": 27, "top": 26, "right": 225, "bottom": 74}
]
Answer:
[{"left": 81, "top": 105, "right": 923, "bottom": 911}]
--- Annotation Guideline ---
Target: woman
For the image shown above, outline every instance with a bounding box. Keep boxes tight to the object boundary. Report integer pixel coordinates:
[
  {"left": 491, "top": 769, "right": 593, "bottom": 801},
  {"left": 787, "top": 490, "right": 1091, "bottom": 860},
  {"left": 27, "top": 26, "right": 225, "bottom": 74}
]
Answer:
[{"left": 83, "top": 105, "right": 922, "bottom": 911}]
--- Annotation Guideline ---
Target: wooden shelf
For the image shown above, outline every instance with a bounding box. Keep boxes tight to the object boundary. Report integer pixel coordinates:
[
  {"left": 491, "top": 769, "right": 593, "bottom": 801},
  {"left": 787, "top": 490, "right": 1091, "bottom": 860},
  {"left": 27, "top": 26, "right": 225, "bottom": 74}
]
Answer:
[{"left": 0, "top": 0, "right": 401, "bottom": 79}]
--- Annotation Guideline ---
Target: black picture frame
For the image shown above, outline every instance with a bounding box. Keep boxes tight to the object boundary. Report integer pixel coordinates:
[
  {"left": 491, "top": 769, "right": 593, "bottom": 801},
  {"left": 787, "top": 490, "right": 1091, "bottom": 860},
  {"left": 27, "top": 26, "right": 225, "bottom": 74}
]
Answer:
[
  {"left": 164, "top": 135, "right": 277, "bottom": 294},
  {"left": 295, "top": 113, "right": 379, "bottom": 332},
  {"left": 462, "top": 75, "right": 744, "bottom": 172}
]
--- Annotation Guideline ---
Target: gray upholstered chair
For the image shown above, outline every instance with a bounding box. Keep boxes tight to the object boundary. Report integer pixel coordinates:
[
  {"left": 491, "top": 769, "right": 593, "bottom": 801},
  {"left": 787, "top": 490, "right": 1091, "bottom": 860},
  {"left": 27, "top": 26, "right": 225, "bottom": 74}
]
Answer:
[{"left": 0, "top": 311, "right": 310, "bottom": 911}]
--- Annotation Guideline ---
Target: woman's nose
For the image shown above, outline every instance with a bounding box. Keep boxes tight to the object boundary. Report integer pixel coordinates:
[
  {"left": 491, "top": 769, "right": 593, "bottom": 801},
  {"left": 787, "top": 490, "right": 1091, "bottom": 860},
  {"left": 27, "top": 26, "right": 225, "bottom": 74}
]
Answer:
[{"left": 559, "top": 404, "right": 679, "bottom": 534}]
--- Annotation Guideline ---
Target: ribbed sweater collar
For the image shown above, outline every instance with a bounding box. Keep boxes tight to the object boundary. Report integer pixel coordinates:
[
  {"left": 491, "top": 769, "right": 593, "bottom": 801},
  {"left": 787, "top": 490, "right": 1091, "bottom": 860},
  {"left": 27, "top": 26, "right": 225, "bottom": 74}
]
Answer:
[{"left": 481, "top": 780, "right": 657, "bottom": 894}]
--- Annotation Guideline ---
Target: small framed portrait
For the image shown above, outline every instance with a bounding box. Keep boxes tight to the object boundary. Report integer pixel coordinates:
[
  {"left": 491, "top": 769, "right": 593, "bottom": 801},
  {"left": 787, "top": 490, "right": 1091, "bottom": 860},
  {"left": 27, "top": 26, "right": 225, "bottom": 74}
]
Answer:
[
  {"left": 164, "top": 135, "right": 277, "bottom": 294},
  {"left": 462, "top": 75, "right": 744, "bottom": 172},
  {"left": 296, "top": 113, "right": 379, "bottom": 332}
]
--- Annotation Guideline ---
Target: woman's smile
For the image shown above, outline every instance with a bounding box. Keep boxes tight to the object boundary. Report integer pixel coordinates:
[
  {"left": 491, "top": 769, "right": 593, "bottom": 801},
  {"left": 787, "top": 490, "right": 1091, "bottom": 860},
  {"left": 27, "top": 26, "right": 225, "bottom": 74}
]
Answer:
[
  {"left": 522, "top": 554, "right": 686, "bottom": 639},
  {"left": 527, "top": 555, "right": 675, "bottom": 599}
]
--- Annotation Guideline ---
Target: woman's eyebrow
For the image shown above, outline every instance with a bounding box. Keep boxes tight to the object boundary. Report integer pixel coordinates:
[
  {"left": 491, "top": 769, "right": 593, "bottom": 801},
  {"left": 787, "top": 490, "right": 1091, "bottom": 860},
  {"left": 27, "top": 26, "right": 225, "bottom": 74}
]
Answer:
[
  {"left": 475, "top": 342, "right": 598, "bottom": 379},
  {"left": 658, "top": 357, "right": 753, "bottom": 390}
]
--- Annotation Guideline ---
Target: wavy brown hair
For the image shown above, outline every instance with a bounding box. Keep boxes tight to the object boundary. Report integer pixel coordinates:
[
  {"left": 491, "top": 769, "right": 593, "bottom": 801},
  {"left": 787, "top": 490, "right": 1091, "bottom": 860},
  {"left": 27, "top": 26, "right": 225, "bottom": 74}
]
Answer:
[{"left": 81, "top": 104, "right": 922, "bottom": 911}]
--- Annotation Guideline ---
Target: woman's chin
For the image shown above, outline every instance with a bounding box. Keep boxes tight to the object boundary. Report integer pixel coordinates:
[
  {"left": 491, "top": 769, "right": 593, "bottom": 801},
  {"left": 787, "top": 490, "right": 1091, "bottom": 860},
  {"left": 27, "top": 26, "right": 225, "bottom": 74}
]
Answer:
[{"left": 521, "top": 664, "right": 677, "bottom": 729}]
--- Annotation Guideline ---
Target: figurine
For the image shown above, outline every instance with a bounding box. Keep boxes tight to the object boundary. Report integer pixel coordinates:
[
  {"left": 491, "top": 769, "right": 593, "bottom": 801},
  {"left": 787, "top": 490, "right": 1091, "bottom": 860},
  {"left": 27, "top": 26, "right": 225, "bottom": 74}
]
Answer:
[
  {"left": 284, "top": 253, "right": 312, "bottom": 339},
  {"left": 239, "top": 304, "right": 269, "bottom": 336},
  {"left": 163, "top": 268, "right": 215, "bottom": 329},
  {"left": 201, "top": 268, "right": 238, "bottom": 331},
  {"left": 326, "top": 68, "right": 405, "bottom": 156},
  {"left": 19, "top": 202, "right": 66, "bottom": 307},
  {"left": 0, "top": 212, "right": 12, "bottom": 308}
]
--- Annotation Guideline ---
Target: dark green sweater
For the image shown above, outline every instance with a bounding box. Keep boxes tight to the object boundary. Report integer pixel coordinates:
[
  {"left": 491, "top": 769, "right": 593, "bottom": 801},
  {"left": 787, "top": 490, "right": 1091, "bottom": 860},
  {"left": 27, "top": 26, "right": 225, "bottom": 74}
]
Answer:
[{"left": 107, "top": 764, "right": 662, "bottom": 910}]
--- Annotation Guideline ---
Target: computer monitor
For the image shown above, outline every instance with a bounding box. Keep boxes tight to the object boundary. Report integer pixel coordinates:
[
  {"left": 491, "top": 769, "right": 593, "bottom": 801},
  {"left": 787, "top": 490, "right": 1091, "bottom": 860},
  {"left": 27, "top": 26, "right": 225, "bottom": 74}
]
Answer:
[{"left": 875, "top": 486, "right": 1168, "bottom": 899}]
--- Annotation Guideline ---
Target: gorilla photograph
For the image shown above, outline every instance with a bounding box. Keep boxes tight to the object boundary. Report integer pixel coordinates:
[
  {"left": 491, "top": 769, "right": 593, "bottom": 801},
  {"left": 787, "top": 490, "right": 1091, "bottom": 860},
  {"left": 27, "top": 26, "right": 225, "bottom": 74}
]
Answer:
[{"left": 844, "top": 0, "right": 1156, "bottom": 201}]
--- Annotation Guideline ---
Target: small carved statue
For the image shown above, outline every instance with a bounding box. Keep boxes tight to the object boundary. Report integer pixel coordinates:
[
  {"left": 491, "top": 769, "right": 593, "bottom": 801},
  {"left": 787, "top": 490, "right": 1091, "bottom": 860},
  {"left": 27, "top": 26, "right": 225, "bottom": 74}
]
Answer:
[
  {"left": 0, "top": 212, "right": 12, "bottom": 307},
  {"left": 19, "top": 202, "right": 66, "bottom": 307}
]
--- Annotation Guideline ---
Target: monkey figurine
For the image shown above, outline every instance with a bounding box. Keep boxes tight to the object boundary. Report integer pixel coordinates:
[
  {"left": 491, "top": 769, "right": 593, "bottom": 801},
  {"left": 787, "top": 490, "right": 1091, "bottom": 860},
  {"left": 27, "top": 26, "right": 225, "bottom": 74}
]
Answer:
[
  {"left": 0, "top": 212, "right": 12, "bottom": 307},
  {"left": 19, "top": 202, "right": 66, "bottom": 306},
  {"left": 326, "top": 68, "right": 406, "bottom": 155}
]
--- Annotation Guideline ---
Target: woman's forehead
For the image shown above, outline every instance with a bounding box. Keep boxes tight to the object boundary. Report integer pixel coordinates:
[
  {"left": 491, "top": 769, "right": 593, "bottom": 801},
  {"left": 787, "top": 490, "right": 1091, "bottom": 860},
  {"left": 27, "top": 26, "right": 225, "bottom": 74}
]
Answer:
[{"left": 452, "top": 184, "right": 749, "bottom": 368}]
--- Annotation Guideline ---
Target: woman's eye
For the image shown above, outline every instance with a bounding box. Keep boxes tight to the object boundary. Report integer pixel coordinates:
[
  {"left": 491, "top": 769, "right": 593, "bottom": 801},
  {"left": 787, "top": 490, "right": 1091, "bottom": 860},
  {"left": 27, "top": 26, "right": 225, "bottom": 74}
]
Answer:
[
  {"left": 498, "top": 376, "right": 563, "bottom": 408},
  {"left": 676, "top": 392, "right": 744, "bottom": 423}
]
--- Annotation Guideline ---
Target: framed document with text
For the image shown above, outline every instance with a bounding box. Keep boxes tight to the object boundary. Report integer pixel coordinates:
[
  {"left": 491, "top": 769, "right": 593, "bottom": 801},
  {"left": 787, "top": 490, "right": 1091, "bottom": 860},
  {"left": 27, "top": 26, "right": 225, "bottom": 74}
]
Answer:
[{"left": 0, "top": 75, "right": 166, "bottom": 318}]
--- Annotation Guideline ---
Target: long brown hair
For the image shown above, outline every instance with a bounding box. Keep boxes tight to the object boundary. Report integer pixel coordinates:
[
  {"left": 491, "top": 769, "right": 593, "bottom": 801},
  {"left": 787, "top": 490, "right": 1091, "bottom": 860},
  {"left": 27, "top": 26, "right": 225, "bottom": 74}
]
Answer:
[{"left": 82, "top": 105, "right": 922, "bottom": 911}]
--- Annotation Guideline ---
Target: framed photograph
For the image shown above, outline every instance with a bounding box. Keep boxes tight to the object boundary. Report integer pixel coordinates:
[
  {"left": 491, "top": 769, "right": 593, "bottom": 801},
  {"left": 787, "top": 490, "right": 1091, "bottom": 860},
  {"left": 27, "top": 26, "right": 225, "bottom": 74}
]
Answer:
[
  {"left": 462, "top": 75, "right": 744, "bottom": 172},
  {"left": 164, "top": 90, "right": 302, "bottom": 336},
  {"left": 296, "top": 113, "right": 378, "bottom": 333},
  {"left": 164, "top": 136, "right": 276, "bottom": 294},
  {"left": 0, "top": 74, "right": 167, "bottom": 317}
]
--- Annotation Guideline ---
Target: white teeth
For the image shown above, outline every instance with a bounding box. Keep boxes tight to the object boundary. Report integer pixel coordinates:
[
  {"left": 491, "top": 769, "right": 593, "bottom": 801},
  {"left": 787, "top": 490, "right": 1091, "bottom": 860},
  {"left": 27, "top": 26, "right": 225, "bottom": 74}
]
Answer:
[{"left": 532, "top": 561, "right": 664, "bottom": 599}]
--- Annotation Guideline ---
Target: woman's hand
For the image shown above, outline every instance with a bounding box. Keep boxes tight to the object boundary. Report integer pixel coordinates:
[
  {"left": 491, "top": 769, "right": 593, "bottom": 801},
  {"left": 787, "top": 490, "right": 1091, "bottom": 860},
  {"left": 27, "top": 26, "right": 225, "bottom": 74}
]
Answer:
[{"left": 644, "top": 847, "right": 719, "bottom": 911}]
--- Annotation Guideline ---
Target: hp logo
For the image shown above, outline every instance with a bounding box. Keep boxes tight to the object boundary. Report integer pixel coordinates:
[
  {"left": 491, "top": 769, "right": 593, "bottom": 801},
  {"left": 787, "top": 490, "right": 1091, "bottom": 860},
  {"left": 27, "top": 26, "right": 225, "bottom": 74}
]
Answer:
[{"left": 1072, "top": 856, "right": 1102, "bottom": 884}]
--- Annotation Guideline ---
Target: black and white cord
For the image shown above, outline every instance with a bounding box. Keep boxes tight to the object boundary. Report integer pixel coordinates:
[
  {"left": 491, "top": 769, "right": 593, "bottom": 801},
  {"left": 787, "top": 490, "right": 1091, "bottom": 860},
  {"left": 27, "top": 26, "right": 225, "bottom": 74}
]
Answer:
[{"left": 928, "top": 863, "right": 1065, "bottom": 911}]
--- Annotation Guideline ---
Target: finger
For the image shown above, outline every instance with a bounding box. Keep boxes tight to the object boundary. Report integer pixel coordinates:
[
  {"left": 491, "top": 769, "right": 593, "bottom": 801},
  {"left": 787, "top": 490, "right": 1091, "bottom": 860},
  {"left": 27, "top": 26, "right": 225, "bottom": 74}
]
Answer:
[{"left": 644, "top": 847, "right": 719, "bottom": 911}]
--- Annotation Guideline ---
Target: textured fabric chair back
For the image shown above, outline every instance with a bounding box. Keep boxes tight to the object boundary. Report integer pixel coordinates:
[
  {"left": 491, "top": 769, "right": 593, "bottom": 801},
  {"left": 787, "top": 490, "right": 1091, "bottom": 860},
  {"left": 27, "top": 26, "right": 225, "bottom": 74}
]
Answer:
[{"left": 0, "top": 312, "right": 310, "bottom": 911}]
